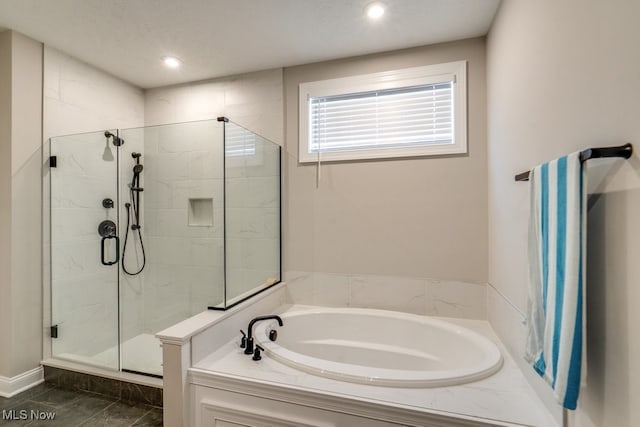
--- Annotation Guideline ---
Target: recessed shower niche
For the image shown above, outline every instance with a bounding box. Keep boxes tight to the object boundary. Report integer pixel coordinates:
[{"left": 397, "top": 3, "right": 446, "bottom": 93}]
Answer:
[
  {"left": 48, "top": 118, "right": 281, "bottom": 377},
  {"left": 188, "top": 198, "right": 214, "bottom": 227}
]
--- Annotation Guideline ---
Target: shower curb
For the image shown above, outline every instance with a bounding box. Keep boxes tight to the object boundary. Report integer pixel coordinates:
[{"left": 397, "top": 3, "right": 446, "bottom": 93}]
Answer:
[{"left": 43, "top": 366, "right": 163, "bottom": 408}]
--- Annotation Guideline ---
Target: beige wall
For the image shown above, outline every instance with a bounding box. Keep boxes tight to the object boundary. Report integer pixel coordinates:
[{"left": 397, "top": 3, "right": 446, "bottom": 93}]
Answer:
[
  {"left": 283, "top": 38, "right": 488, "bottom": 282},
  {"left": 487, "top": 1, "right": 640, "bottom": 425},
  {"left": 0, "top": 31, "right": 43, "bottom": 378},
  {"left": 10, "top": 31, "right": 43, "bottom": 377},
  {"left": 0, "top": 31, "right": 13, "bottom": 378}
]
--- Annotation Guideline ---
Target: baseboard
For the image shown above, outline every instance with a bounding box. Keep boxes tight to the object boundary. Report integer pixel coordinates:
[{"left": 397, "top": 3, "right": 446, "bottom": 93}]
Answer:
[{"left": 0, "top": 366, "right": 44, "bottom": 398}]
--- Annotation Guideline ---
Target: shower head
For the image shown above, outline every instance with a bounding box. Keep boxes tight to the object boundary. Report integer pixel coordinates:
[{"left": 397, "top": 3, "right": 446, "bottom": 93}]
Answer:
[
  {"left": 104, "top": 131, "right": 124, "bottom": 146},
  {"left": 131, "top": 152, "right": 142, "bottom": 165},
  {"left": 133, "top": 164, "right": 143, "bottom": 174}
]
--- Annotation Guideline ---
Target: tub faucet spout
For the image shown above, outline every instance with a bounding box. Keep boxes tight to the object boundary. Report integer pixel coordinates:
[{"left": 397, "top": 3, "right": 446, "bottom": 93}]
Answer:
[{"left": 244, "top": 315, "right": 283, "bottom": 355}]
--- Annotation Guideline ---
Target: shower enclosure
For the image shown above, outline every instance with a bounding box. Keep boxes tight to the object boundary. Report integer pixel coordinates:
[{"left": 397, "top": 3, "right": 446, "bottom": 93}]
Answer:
[{"left": 48, "top": 118, "right": 281, "bottom": 377}]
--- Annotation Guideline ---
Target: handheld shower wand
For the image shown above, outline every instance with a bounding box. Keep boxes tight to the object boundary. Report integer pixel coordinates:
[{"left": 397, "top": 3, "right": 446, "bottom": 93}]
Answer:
[{"left": 122, "top": 152, "right": 146, "bottom": 275}]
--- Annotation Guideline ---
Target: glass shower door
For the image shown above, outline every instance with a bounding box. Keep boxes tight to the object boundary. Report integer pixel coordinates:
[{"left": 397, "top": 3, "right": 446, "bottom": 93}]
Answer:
[{"left": 50, "top": 130, "right": 120, "bottom": 370}]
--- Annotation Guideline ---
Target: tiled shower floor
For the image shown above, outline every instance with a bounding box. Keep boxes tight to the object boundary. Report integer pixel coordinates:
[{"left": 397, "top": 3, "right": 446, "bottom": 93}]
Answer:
[{"left": 0, "top": 383, "right": 162, "bottom": 426}]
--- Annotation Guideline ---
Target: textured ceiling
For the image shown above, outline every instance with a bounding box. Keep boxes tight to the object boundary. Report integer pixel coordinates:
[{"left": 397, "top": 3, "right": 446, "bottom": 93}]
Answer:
[{"left": 0, "top": 0, "right": 500, "bottom": 89}]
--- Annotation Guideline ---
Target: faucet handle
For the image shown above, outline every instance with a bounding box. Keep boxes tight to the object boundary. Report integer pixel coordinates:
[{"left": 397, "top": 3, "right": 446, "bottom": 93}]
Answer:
[
  {"left": 240, "top": 330, "right": 246, "bottom": 348},
  {"left": 253, "top": 345, "right": 264, "bottom": 361}
]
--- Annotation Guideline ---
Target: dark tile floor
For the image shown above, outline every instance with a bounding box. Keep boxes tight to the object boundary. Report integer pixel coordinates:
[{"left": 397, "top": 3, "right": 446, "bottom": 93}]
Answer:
[{"left": 0, "top": 383, "right": 162, "bottom": 426}]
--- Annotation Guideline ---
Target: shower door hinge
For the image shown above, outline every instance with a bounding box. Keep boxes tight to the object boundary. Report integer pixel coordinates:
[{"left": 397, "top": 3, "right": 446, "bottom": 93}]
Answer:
[
  {"left": 49, "top": 156, "right": 57, "bottom": 168},
  {"left": 50, "top": 325, "right": 58, "bottom": 339}
]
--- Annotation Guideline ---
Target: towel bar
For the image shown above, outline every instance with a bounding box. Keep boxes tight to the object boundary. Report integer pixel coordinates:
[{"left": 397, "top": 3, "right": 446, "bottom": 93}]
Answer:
[{"left": 514, "top": 143, "right": 633, "bottom": 182}]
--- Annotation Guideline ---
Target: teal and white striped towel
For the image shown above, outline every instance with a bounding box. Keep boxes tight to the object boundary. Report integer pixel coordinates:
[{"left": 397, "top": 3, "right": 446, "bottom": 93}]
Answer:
[{"left": 525, "top": 152, "right": 586, "bottom": 410}]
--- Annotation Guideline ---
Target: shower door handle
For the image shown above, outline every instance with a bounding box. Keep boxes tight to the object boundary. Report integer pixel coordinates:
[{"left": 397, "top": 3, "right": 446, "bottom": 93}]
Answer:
[{"left": 101, "top": 235, "right": 120, "bottom": 266}]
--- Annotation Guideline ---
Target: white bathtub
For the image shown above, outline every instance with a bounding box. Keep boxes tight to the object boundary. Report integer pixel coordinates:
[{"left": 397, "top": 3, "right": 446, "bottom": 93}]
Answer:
[{"left": 254, "top": 307, "right": 503, "bottom": 387}]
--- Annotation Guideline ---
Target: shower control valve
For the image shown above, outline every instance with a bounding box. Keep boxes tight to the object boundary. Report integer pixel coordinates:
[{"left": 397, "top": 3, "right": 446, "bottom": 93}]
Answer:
[{"left": 98, "top": 220, "right": 117, "bottom": 237}]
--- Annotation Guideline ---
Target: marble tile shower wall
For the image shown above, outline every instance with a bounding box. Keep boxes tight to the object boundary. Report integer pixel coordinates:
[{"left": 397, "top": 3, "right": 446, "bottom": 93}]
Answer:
[
  {"left": 141, "top": 120, "right": 225, "bottom": 333},
  {"left": 284, "top": 271, "right": 487, "bottom": 319},
  {"left": 143, "top": 68, "right": 284, "bottom": 307}
]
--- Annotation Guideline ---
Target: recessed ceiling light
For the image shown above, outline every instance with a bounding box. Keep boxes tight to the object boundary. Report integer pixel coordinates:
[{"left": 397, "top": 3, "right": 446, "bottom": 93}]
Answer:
[
  {"left": 162, "top": 56, "right": 182, "bottom": 69},
  {"left": 366, "top": 3, "right": 385, "bottom": 20}
]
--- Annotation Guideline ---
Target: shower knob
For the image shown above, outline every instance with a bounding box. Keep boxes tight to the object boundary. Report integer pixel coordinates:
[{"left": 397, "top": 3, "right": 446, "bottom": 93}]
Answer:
[
  {"left": 98, "top": 220, "right": 117, "bottom": 237},
  {"left": 102, "top": 198, "right": 114, "bottom": 209}
]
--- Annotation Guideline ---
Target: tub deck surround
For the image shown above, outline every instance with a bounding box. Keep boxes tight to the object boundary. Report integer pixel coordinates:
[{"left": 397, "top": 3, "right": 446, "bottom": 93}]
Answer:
[
  {"left": 157, "top": 282, "right": 556, "bottom": 426},
  {"left": 157, "top": 282, "right": 288, "bottom": 427},
  {"left": 192, "top": 305, "right": 557, "bottom": 427}
]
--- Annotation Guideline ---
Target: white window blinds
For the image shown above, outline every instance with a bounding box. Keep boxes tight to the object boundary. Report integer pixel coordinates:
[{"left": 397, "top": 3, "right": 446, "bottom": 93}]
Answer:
[
  {"left": 299, "top": 61, "right": 467, "bottom": 162},
  {"left": 309, "top": 81, "right": 454, "bottom": 154}
]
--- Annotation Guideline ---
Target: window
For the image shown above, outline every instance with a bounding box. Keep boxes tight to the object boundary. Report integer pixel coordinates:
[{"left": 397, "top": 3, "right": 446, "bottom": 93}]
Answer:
[{"left": 298, "top": 61, "right": 467, "bottom": 163}]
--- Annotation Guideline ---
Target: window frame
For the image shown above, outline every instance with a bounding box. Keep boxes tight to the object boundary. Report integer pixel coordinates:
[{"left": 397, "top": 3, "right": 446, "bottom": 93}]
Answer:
[{"left": 298, "top": 60, "right": 467, "bottom": 163}]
